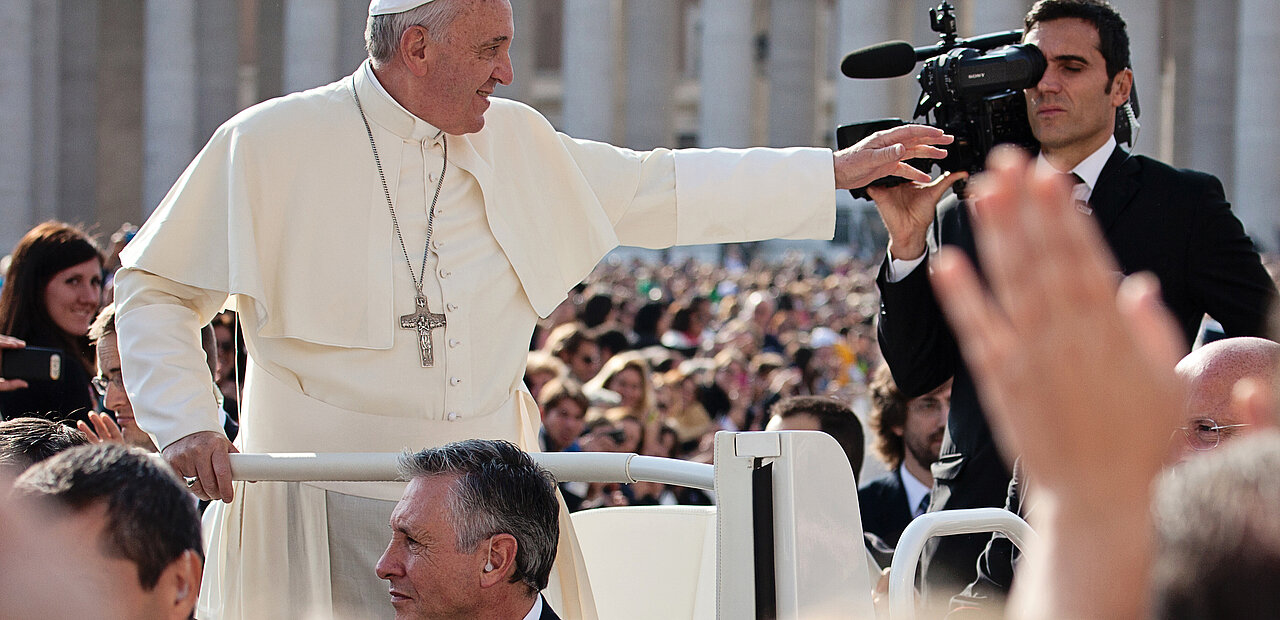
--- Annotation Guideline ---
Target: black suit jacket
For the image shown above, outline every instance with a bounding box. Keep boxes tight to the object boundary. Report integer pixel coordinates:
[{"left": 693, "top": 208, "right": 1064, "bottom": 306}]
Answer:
[
  {"left": 858, "top": 468, "right": 914, "bottom": 548},
  {"left": 876, "top": 145, "right": 1277, "bottom": 591},
  {"left": 539, "top": 596, "right": 561, "bottom": 620}
]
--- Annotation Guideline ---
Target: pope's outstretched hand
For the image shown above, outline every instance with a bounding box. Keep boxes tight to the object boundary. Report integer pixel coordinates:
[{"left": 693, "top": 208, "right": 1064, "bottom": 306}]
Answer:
[{"left": 833, "top": 125, "right": 953, "bottom": 190}]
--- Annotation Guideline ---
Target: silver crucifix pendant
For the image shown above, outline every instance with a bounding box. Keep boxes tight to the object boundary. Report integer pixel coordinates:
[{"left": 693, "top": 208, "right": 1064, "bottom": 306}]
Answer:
[{"left": 400, "top": 295, "right": 447, "bottom": 367}]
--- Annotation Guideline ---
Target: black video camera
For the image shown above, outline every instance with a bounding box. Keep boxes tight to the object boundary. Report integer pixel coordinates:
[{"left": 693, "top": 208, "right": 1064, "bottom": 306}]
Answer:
[{"left": 837, "top": 1, "right": 1045, "bottom": 198}]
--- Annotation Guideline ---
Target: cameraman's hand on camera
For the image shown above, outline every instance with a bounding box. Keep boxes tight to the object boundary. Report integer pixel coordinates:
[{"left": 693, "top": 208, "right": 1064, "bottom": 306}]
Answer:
[
  {"left": 833, "top": 124, "right": 952, "bottom": 190},
  {"left": 0, "top": 335, "right": 29, "bottom": 392},
  {"left": 867, "top": 171, "right": 967, "bottom": 260}
]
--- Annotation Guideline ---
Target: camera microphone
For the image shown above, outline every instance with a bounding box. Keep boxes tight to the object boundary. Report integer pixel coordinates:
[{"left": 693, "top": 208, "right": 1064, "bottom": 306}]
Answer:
[
  {"left": 842, "top": 30, "right": 1026, "bottom": 80},
  {"left": 840, "top": 41, "right": 918, "bottom": 79}
]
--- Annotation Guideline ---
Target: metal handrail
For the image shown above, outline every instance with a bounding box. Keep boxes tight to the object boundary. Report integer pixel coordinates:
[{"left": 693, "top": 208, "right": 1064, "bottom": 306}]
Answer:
[
  {"left": 227, "top": 451, "right": 715, "bottom": 490},
  {"left": 888, "top": 508, "right": 1038, "bottom": 620}
]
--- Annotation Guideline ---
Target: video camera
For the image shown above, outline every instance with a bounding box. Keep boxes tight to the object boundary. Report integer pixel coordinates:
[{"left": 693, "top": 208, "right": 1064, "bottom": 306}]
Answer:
[{"left": 837, "top": 1, "right": 1045, "bottom": 198}]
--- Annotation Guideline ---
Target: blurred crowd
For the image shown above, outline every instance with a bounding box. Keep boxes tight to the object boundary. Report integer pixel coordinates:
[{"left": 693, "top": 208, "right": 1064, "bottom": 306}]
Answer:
[{"left": 526, "top": 250, "right": 916, "bottom": 504}]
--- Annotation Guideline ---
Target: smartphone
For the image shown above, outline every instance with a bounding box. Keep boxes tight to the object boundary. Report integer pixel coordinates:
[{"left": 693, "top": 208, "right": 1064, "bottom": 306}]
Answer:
[{"left": 2, "top": 346, "right": 63, "bottom": 382}]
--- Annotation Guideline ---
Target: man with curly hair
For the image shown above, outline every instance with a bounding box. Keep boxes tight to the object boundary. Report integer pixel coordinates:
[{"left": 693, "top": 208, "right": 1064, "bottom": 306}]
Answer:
[{"left": 858, "top": 365, "right": 950, "bottom": 548}]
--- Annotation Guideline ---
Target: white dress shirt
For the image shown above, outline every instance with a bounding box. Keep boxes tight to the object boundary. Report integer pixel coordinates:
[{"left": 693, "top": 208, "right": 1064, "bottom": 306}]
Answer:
[
  {"left": 520, "top": 595, "right": 544, "bottom": 620},
  {"left": 900, "top": 462, "right": 932, "bottom": 518}
]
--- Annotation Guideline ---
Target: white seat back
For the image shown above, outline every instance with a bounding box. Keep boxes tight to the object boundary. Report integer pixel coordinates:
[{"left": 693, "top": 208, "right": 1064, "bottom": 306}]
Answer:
[
  {"left": 715, "top": 431, "right": 878, "bottom": 620},
  {"left": 570, "top": 505, "right": 718, "bottom": 620}
]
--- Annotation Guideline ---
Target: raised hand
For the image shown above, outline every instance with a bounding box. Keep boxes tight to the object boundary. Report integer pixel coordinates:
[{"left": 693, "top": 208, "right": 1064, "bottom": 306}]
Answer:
[{"left": 77, "top": 411, "right": 125, "bottom": 444}]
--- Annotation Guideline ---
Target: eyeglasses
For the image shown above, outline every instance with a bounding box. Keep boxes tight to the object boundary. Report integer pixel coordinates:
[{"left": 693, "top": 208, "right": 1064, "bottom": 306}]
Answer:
[
  {"left": 91, "top": 374, "right": 124, "bottom": 397},
  {"left": 1177, "top": 417, "right": 1250, "bottom": 451}
]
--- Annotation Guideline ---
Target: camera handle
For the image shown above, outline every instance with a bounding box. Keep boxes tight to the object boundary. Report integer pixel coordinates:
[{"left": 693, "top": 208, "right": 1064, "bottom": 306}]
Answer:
[{"left": 930, "top": 2, "right": 959, "bottom": 49}]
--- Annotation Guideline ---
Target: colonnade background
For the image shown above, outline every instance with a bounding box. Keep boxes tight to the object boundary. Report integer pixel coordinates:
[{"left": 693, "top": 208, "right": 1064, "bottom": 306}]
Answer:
[{"left": 2, "top": 0, "right": 1277, "bottom": 254}]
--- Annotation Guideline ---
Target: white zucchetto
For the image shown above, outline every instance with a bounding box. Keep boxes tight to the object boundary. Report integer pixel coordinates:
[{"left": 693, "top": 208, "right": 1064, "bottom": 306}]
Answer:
[{"left": 369, "top": 0, "right": 437, "bottom": 16}]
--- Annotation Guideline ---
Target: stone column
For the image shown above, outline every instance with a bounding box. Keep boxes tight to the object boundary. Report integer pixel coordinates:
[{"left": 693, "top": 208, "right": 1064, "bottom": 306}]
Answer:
[
  {"left": 832, "top": 0, "right": 902, "bottom": 262},
  {"left": 97, "top": 0, "right": 145, "bottom": 228},
  {"left": 254, "top": 0, "right": 286, "bottom": 102},
  {"left": 834, "top": 0, "right": 899, "bottom": 130},
  {"left": 282, "top": 0, "right": 341, "bottom": 93},
  {"left": 1233, "top": 0, "right": 1280, "bottom": 251},
  {"left": 625, "top": 0, "right": 678, "bottom": 149},
  {"left": 0, "top": 1, "right": 35, "bottom": 250},
  {"left": 912, "top": 0, "right": 944, "bottom": 50},
  {"left": 767, "top": 0, "right": 817, "bottom": 146},
  {"left": 30, "top": 0, "right": 61, "bottom": 226},
  {"left": 699, "top": 0, "right": 755, "bottom": 147},
  {"left": 561, "top": 0, "right": 616, "bottom": 141},
  {"left": 197, "top": 0, "right": 243, "bottom": 144},
  {"left": 59, "top": 1, "right": 99, "bottom": 221},
  {"left": 1174, "top": 1, "right": 1237, "bottom": 190},
  {"left": 495, "top": 0, "right": 535, "bottom": 103},
  {"left": 969, "top": 0, "right": 1028, "bottom": 35},
  {"left": 142, "top": 0, "right": 197, "bottom": 214},
  {"left": 337, "top": 1, "right": 370, "bottom": 74},
  {"left": 1107, "top": 0, "right": 1163, "bottom": 157}
]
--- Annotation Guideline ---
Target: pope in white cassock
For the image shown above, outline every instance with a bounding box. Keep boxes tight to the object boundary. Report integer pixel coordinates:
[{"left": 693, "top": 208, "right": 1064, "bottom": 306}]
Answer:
[{"left": 114, "top": 0, "right": 951, "bottom": 618}]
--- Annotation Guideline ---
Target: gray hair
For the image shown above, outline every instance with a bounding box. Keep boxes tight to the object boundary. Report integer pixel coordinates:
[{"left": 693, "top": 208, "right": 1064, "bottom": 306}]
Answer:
[
  {"left": 365, "top": 0, "right": 465, "bottom": 66},
  {"left": 398, "top": 439, "right": 559, "bottom": 594},
  {"left": 1151, "top": 431, "right": 1280, "bottom": 618},
  {"left": 87, "top": 302, "right": 117, "bottom": 343}
]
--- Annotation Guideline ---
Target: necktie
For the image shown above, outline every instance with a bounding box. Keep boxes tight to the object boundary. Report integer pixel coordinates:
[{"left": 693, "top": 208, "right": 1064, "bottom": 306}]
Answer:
[
  {"left": 915, "top": 494, "right": 930, "bottom": 518},
  {"left": 1069, "top": 172, "right": 1092, "bottom": 215}
]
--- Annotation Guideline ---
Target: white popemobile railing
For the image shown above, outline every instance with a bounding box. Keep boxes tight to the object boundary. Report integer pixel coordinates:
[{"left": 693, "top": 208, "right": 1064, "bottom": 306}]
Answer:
[
  {"left": 888, "top": 508, "right": 1038, "bottom": 619},
  {"left": 228, "top": 450, "right": 715, "bottom": 489},
  {"left": 225, "top": 431, "right": 1034, "bottom": 620}
]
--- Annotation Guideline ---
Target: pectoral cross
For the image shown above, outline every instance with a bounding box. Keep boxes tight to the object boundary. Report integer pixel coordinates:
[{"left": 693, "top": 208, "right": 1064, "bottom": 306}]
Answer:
[{"left": 400, "top": 295, "right": 447, "bottom": 367}]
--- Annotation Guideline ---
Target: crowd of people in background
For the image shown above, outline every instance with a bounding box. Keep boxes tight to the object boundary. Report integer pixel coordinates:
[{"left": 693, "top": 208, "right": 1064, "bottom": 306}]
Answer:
[{"left": 2, "top": 216, "right": 1280, "bottom": 618}]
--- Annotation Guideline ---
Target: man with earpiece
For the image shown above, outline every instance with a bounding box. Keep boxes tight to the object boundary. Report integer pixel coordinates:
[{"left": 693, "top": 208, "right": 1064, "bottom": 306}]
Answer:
[
  {"left": 377, "top": 439, "right": 563, "bottom": 620},
  {"left": 867, "top": 0, "right": 1276, "bottom": 607}
]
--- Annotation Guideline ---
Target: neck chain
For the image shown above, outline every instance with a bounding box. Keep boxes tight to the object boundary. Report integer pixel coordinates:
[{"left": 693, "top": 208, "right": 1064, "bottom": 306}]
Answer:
[{"left": 351, "top": 77, "right": 449, "bottom": 367}]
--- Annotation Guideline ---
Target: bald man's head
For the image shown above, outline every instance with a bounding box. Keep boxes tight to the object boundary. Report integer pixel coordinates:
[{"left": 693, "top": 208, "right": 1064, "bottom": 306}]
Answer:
[{"left": 1174, "top": 338, "right": 1280, "bottom": 454}]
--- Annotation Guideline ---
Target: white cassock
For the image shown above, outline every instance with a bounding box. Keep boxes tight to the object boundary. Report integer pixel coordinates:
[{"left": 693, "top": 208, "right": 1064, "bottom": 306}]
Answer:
[{"left": 115, "top": 61, "right": 835, "bottom": 620}]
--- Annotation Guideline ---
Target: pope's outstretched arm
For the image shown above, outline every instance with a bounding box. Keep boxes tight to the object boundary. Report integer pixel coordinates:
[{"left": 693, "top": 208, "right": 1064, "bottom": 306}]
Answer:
[{"left": 115, "top": 268, "right": 239, "bottom": 502}]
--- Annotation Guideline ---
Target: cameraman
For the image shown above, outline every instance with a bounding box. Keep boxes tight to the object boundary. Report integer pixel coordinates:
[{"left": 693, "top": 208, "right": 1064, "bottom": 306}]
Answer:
[{"left": 869, "top": 0, "right": 1276, "bottom": 605}]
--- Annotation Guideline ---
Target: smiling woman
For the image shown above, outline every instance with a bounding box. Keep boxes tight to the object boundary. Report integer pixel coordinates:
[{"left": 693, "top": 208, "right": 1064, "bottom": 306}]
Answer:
[{"left": 0, "top": 221, "right": 104, "bottom": 427}]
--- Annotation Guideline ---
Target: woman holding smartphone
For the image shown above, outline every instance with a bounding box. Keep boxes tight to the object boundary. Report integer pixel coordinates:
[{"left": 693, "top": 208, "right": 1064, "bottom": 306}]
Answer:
[{"left": 0, "top": 222, "right": 103, "bottom": 426}]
